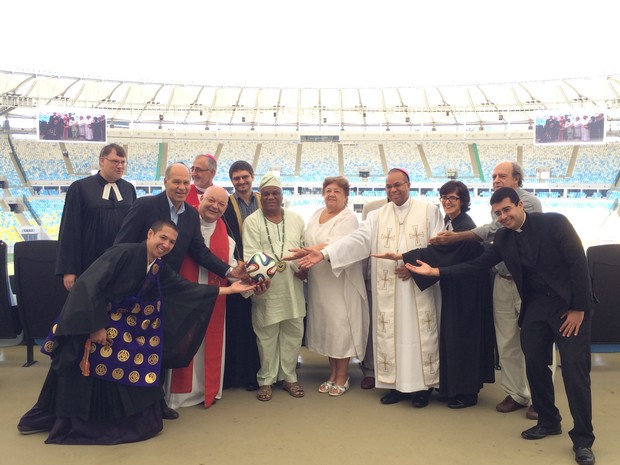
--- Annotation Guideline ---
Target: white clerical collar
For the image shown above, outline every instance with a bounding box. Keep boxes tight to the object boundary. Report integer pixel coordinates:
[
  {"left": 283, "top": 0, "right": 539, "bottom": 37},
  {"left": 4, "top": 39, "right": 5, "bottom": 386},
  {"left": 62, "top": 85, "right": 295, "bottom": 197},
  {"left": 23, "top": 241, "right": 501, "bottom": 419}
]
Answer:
[
  {"left": 102, "top": 182, "right": 123, "bottom": 201},
  {"left": 515, "top": 212, "right": 527, "bottom": 233}
]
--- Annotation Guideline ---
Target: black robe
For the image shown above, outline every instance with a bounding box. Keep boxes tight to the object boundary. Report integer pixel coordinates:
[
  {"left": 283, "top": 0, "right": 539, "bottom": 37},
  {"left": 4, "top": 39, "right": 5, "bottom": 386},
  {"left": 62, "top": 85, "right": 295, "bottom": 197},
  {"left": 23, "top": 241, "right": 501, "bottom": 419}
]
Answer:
[
  {"left": 220, "top": 194, "right": 261, "bottom": 389},
  {"left": 403, "top": 212, "right": 495, "bottom": 399},
  {"left": 20, "top": 242, "right": 219, "bottom": 445},
  {"left": 55, "top": 173, "right": 136, "bottom": 276}
]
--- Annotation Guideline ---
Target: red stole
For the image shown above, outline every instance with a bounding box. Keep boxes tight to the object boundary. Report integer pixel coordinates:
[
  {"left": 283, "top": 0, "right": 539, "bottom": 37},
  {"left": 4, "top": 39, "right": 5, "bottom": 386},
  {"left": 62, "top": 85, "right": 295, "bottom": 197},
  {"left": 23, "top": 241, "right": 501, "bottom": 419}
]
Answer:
[
  {"left": 170, "top": 219, "right": 229, "bottom": 407},
  {"left": 185, "top": 185, "right": 204, "bottom": 210}
]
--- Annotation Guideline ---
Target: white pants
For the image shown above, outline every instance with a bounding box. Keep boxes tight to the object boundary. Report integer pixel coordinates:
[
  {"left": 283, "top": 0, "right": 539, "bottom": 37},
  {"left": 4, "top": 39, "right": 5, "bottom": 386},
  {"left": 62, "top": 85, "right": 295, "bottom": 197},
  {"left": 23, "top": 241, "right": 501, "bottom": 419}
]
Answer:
[{"left": 252, "top": 317, "right": 304, "bottom": 386}]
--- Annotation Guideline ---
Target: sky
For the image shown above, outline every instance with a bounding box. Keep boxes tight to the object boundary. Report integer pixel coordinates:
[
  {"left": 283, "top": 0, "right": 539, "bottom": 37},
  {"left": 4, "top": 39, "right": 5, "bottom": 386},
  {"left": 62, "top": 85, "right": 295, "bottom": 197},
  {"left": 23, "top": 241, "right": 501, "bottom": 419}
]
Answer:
[{"left": 3, "top": 1, "right": 617, "bottom": 88}]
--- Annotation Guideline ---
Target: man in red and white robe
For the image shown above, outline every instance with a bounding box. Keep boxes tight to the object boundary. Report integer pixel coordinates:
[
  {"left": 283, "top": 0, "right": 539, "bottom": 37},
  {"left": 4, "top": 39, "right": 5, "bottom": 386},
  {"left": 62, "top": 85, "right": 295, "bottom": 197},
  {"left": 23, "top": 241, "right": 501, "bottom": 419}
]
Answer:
[{"left": 166, "top": 186, "right": 239, "bottom": 408}]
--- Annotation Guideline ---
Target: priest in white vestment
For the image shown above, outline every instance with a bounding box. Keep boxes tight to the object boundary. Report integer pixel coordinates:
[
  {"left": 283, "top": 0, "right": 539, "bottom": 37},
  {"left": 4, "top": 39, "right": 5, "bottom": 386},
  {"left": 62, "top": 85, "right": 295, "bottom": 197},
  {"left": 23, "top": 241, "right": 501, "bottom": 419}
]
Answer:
[{"left": 296, "top": 168, "right": 444, "bottom": 406}]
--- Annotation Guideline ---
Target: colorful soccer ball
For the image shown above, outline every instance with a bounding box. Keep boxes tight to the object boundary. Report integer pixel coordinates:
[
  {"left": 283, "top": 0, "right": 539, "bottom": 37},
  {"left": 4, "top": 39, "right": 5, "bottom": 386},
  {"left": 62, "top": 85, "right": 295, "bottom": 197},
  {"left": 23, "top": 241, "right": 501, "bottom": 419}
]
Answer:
[{"left": 245, "top": 252, "right": 278, "bottom": 282}]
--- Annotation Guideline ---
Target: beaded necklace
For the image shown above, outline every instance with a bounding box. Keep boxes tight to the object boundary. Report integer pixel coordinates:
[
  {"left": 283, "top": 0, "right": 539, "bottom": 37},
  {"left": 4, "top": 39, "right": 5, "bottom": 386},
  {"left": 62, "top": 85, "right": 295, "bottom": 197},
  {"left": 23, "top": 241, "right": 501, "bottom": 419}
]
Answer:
[{"left": 262, "top": 210, "right": 287, "bottom": 271}]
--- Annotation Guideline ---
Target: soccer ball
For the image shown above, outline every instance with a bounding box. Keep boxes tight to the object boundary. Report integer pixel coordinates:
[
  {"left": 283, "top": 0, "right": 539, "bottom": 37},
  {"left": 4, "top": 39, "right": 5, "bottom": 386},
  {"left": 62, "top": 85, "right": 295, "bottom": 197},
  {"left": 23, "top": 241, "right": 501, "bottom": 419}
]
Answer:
[{"left": 245, "top": 252, "right": 278, "bottom": 282}]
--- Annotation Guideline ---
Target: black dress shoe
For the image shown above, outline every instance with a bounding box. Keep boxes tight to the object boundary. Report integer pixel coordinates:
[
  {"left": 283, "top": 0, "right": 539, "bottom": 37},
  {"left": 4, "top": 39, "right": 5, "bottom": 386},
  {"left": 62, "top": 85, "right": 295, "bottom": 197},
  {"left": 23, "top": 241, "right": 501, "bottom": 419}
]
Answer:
[
  {"left": 448, "top": 394, "right": 478, "bottom": 409},
  {"left": 521, "top": 424, "right": 562, "bottom": 440},
  {"left": 246, "top": 382, "right": 259, "bottom": 392},
  {"left": 573, "top": 446, "right": 595, "bottom": 465},
  {"left": 161, "top": 400, "right": 179, "bottom": 420},
  {"left": 412, "top": 388, "right": 433, "bottom": 408},
  {"left": 380, "top": 389, "right": 411, "bottom": 405}
]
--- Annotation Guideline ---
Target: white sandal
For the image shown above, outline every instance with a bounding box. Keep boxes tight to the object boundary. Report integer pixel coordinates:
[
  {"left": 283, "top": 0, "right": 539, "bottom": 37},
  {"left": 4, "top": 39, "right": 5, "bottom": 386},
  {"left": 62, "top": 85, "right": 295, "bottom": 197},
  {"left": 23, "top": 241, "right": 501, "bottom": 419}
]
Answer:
[
  {"left": 318, "top": 380, "right": 335, "bottom": 393},
  {"left": 328, "top": 378, "right": 350, "bottom": 397}
]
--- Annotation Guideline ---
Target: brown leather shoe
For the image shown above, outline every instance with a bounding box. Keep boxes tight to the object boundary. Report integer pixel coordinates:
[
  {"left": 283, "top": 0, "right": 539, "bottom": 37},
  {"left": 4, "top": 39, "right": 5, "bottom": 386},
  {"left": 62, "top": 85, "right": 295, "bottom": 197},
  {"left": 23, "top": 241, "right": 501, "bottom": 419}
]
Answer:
[
  {"left": 526, "top": 405, "right": 538, "bottom": 420},
  {"left": 360, "top": 376, "right": 375, "bottom": 390},
  {"left": 496, "top": 395, "right": 527, "bottom": 413}
]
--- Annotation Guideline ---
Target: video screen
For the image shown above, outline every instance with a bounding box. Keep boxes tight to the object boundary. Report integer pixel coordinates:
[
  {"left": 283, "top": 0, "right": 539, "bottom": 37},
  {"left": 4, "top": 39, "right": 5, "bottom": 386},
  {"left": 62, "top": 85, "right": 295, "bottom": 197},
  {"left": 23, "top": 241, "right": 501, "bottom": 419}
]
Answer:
[
  {"left": 534, "top": 110, "right": 605, "bottom": 145},
  {"left": 37, "top": 107, "right": 107, "bottom": 142}
]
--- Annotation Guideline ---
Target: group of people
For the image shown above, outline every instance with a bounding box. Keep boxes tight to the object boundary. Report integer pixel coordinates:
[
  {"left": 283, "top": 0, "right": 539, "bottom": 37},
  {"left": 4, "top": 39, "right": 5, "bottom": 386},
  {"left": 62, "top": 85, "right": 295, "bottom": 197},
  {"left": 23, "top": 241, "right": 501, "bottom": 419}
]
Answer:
[
  {"left": 16, "top": 145, "right": 596, "bottom": 465},
  {"left": 536, "top": 113, "right": 605, "bottom": 143},
  {"left": 39, "top": 112, "right": 107, "bottom": 141}
]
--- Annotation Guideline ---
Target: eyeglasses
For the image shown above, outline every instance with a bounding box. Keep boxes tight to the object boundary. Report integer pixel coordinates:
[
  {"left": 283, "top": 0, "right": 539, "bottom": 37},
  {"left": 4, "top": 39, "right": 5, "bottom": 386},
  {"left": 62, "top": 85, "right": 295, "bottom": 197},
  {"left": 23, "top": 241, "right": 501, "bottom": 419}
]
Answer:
[
  {"left": 103, "top": 158, "right": 127, "bottom": 166},
  {"left": 191, "top": 166, "right": 211, "bottom": 173},
  {"left": 385, "top": 182, "right": 409, "bottom": 190},
  {"left": 440, "top": 195, "right": 460, "bottom": 202}
]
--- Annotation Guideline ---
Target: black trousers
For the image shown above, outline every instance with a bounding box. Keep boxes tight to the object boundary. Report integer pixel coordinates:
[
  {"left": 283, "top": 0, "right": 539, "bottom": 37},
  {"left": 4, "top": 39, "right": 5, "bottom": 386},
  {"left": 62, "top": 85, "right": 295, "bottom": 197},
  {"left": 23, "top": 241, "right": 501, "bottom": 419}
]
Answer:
[{"left": 520, "top": 292, "right": 594, "bottom": 448}]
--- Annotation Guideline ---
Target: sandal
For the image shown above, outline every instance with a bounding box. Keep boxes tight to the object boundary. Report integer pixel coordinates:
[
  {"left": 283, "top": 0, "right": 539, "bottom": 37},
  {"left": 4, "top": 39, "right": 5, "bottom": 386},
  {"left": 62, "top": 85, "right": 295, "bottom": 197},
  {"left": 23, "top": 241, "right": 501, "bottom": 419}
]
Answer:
[
  {"left": 282, "top": 381, "right": 305, "bottom": 398},
  {"left": 328, "top": 378, "right": 350, "bottom": 397},
  {"left": 318, "top": 380, "right": 335, "bottom": 394},
  {"left": 256, "top": 385, "right": 272, "bottom": 401}
]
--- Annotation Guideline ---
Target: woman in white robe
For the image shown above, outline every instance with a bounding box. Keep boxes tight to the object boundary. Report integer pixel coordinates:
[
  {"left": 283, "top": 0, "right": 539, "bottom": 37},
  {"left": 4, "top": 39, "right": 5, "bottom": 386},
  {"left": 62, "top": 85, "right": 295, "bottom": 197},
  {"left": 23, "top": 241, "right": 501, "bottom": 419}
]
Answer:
[{"left": 305, "top": 176, "right": 368, "bottom": 397}]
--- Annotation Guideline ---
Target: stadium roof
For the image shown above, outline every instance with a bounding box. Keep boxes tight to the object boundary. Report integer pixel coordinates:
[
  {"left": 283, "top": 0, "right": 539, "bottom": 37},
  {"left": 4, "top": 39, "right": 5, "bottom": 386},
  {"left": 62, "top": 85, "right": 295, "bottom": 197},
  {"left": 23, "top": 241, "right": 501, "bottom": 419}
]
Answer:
[{"left": 1, "top": 70, "right": 619, "bottom": 134}]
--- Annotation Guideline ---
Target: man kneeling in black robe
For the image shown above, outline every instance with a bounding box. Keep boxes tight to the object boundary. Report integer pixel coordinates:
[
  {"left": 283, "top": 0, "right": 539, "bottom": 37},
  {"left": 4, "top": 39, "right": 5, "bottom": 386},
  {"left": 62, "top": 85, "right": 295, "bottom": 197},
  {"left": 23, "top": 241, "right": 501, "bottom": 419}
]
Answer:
[{"left": 17, "top": 220, "right": 256, "bottom": 445}]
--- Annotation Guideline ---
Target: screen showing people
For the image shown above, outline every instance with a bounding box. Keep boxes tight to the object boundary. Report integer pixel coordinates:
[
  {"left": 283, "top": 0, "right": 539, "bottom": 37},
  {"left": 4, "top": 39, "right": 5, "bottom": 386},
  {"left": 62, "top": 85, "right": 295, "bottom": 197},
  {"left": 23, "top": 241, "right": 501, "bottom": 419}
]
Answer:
[
  {"left": 534, "top": 110, "right": 605, "bottom": 145},
  {"left": 38, "top": 108, "right": 107, "bottom": 142}
]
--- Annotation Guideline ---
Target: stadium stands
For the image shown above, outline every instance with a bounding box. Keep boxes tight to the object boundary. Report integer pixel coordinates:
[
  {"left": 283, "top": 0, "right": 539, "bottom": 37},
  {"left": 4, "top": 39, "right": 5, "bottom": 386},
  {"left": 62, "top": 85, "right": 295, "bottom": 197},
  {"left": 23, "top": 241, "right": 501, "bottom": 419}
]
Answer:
[{"left": 0, "top": 136, "right": 618, "bottom": 250}]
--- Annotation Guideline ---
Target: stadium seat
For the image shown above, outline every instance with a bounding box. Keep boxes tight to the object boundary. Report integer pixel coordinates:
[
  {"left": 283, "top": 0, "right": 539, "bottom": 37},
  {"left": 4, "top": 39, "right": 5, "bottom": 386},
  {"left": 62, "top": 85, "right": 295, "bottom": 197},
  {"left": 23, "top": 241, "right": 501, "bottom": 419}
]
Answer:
[
  {"left": 0, "top": 240, "right": 21, "bottom": 339},
  {"left": 13, "top": 240, "right": 68, "bottom": 366},
  {"left": 587, "top": 244, "right": 620, "bottom": 349}
]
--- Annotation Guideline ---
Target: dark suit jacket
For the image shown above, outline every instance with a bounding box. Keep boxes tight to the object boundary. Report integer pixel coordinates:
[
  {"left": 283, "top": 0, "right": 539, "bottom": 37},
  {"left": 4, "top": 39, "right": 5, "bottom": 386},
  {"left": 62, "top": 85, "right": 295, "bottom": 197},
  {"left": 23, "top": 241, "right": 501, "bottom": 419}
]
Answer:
[
  {"left": 440, "top": 212, "right": 593, "bottom": 325},
  {"left": 114, "top": 191, "right": 229, "bottom": 277}
]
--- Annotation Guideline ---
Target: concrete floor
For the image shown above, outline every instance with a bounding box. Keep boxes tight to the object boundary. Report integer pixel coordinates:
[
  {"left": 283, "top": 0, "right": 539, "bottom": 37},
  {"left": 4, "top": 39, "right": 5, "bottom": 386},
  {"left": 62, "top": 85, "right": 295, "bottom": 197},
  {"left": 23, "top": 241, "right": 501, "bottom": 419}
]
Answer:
[{"left": 1, "top": 342, "right": 618, "bottom": 465}]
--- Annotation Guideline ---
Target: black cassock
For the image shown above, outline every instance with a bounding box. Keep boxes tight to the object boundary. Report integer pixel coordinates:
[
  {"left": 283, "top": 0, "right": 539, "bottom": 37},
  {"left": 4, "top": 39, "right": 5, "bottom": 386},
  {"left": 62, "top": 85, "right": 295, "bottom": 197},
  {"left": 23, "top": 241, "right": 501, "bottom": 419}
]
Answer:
[
  {"left": 20, "top": 242, "right": 218, "bottom": 445},
  {"left": 403, "top": 212, "right": 495, "bottom": 399},
  {"left": 55, "top": 173, "right": 136, "bottom": 276},
  {"left": 221, "top": 196, "right": 261, "bottom": 389}
]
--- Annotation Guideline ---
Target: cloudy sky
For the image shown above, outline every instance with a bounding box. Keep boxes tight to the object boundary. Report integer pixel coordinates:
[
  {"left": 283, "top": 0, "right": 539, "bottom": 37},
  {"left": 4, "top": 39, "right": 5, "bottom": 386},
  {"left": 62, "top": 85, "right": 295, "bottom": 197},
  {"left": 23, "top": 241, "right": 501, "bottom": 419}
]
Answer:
[{"left": 4, "top": 1, "right": 616, "bottom": 88}]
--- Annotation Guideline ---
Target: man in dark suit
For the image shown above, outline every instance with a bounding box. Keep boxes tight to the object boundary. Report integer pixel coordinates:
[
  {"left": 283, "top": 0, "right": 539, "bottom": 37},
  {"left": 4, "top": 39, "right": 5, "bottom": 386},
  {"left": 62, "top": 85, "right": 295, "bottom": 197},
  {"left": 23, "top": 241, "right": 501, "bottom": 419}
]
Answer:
[
  {"left": 115, "top": 163, "right": 247, "bottom": 279},
  {"left": 402, "top": 187, "right": 595, "bottom": 465},
  {"left": 114, "top": 163, "right": 249, "bottom": 420}
]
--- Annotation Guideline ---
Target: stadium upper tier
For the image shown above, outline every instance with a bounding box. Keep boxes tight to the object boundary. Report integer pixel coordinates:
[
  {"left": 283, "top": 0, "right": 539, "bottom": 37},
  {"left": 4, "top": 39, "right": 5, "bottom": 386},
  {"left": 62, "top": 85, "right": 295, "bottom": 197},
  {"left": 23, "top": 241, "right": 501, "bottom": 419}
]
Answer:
[{"left": 1, "top": 138, "right": 619, "bottom": 190}]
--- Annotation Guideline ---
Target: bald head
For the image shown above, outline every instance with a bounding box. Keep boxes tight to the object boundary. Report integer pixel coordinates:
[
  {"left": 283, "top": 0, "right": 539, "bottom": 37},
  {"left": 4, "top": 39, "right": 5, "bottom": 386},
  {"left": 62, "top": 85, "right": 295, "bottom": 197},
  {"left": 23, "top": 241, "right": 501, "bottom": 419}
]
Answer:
[
  {"left": 199, "top": 185, "right": 229, "bottom": 223},
  {"left": 492, "top": 161, "right": 523, "bottom": 190}
]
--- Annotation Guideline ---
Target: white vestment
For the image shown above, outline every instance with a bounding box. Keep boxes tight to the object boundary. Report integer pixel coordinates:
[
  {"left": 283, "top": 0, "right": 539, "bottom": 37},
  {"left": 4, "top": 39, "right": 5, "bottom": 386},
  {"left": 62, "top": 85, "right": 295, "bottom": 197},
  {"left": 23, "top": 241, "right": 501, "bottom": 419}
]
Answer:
[
  {"left": 165, "top": 219, "right": 237, "bottom": 409},
  {"left": 324, "top": 198, "right": 444, "bottom": 392}
]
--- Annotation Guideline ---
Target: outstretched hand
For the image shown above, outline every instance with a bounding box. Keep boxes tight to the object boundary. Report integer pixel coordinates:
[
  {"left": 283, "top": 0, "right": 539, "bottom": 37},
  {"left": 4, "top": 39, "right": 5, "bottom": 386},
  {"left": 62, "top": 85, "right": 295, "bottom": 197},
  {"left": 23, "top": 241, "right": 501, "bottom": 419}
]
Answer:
[
  {"left": 371, "top": 252, "right": 403, "bottom": 261},
  {"left": 428, "top": 231, "right": 457, "bottom": 245},
  {"left": 283, "top": 248, "right": 309, "bottom": 261},
  {"left": 227, "top": 280, "right": 257, "bottom": 294},
  {"left": 296, "top": 247, "right": 325, "bottom": 269},
  {"left": 404, "top": 260, "right": 439, "bottom": 277},
  {"left": 284, "top": 243, "right": 326, "bottom": 261}
]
